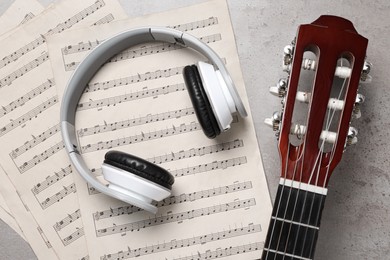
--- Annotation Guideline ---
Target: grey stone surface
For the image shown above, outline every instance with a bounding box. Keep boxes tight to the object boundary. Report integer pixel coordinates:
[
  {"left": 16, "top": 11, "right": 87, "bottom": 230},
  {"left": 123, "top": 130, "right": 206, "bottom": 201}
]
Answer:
[{"left": 0, "top": 0, "right": 389, "bottom": 259}]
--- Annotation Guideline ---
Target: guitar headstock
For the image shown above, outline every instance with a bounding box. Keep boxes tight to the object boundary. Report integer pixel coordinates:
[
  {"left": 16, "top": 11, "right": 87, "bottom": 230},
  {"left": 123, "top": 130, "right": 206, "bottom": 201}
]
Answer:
[{"left": 265, "top": 16, "right": 371, "bottom": 187}]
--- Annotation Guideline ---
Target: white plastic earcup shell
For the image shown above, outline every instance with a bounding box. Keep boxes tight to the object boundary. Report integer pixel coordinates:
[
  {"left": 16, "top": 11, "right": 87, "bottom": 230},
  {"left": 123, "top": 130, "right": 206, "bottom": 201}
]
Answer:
[
  {"left": 197, "top": 61, "right": 234, "bottom": 131},
  {"left": 102, "top": 163, "right": 171, "bottom": 214}
]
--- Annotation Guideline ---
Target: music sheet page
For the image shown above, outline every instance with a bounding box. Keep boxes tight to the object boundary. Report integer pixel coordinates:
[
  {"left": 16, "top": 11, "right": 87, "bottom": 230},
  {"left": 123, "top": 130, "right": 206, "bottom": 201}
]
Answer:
[
  {"left": 0, "top": 0, "right": 127, "bottom": 259},
  {"left": 0, "top": 0, "right": 44, "bottom": 242},
  {"left": 48, "top": 0, "right": 272, "bottom": 259},
  {"left": 0, "top": 0, "right": 43, "bottom": 37}
]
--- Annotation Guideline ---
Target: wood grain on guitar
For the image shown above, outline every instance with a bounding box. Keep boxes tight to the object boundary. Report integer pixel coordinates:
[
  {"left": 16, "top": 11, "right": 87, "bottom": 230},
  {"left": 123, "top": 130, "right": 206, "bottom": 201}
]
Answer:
[{"left": 263, "top": 15, "right": 371, "bottom": 260}]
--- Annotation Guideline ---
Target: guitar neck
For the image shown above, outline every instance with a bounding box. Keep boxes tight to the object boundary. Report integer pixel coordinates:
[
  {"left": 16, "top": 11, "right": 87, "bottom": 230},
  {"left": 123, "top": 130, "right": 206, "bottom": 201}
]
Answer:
[{"left": 261, "top": 179, "right": 327, "bottom": 260}]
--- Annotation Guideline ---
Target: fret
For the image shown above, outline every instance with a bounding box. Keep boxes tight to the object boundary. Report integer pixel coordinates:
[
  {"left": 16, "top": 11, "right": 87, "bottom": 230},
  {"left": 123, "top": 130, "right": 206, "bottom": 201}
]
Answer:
[
  {"left": 261, "top": 183, "right": 326, "bottom": 260},
  {"left": 271, "top": 183, "right": 326, "bottom": 226},
  {"left": 262, "top": 248, "right": 312, "bottom": 260}
]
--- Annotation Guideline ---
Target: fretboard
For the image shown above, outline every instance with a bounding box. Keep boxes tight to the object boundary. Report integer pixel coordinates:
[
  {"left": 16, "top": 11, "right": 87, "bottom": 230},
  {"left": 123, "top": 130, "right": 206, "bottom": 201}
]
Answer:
[{"left": 261, "top": 179, "right": 327, "bottom": 260}]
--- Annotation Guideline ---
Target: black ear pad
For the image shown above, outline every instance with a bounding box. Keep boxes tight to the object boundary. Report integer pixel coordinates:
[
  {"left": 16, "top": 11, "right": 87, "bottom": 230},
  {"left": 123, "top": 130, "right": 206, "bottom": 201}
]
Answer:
[
  {"left": 183, "top": 65, "right": 221, "bottom": 138},
  {"left": 104, "top": 151, "right": 174, "bottom": 190}
]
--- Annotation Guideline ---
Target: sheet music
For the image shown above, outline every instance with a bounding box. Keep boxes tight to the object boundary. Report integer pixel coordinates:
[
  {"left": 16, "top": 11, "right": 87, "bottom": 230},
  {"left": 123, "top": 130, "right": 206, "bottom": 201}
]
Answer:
[
  {"left": 0, "top": 0, "right": 128, "bottom": 259},
  {"left": 0, "top": 0, "right": 43, "bottom": 37},
  {"left": 0, "top": 0, "right": 44, "bottom": 242},
  {"left": 48, "top": 0, "right": 272, "bottom": 259}
]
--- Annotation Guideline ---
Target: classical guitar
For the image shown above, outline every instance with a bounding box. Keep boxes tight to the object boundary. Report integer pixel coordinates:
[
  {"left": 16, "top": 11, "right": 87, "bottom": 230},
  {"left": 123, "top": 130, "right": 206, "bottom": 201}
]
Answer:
[{"left": 262, "top": 16, "right": 371, "bottom": 259}]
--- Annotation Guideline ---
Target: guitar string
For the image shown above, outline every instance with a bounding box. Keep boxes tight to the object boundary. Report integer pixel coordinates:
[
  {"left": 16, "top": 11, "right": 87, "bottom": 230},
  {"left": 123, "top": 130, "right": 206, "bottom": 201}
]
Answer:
[
  {"left": 267, "top": 54, "right": 309, "bottom": 260},
  {"left": 306, "top": 62, "right": 349, "bottom": 257},
  {"left": 288, "top": 65, "right": 333, "bottom": 258},
  {"left": 273, "top": 142, "right": 304, "bottom": 260},
  {"left": 278, "top": 53, "right": 317, "bottom": 260},
  {"left": 264, "top": 138, "right": 291, "bottom": 260},
  {"left": 281, "top": 57, "right": 332, "bottom": 259},
  {"left": 290, "top": 59, "right": 348, "bottom": 258}
]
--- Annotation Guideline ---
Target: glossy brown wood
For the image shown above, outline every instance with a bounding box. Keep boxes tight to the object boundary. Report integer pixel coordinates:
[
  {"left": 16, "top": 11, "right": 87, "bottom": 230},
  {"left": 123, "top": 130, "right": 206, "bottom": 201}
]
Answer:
[{"left": 279, "top": 16, "right": 368, "bottom": 187}]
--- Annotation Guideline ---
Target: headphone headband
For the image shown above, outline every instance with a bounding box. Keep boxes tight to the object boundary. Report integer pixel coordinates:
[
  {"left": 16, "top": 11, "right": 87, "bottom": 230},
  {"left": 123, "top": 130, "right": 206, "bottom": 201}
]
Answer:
[{"left": 60, "top": 27, "right": 247, "bottom": 213}]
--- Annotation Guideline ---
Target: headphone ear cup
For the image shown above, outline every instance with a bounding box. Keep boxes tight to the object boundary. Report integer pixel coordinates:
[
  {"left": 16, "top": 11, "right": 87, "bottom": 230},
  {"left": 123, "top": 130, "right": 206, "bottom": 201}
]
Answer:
[
  {"left": 183, "top": 65, "right": 221, "bottom": 138},
  {"left": 103, "top": 150, "right": 174, "bottom": 189},
  {"left": 101, "top": 151, "right": 174, "bottom": 211}
]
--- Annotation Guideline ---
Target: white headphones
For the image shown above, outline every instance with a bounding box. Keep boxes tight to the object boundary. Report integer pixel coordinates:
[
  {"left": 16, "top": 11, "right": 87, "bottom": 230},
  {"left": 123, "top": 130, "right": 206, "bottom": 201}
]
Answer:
[{"left": 60, "top": 27, "right": 247, "bottom": 214}]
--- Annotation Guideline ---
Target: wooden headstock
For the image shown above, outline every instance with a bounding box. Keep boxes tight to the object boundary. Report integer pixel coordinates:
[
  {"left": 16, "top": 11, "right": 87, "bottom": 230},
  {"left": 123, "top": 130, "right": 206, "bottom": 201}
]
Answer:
[{"left": 266, "top": 16, "right": 371, "bottom": 188}]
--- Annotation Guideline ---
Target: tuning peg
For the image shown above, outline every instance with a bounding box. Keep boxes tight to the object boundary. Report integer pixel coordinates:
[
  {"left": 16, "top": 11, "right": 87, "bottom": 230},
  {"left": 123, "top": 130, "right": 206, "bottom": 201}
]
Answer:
[
  {"left": 360, "top": 60, "right": 372, "bottom": 82},
  {"left": 264, "top": 111, "right": 282, "bottom": 131},
  {"left": 283, "top": 44, "right": 294, "bottom": 66},
  {"left": 269, "top": 78, "right": 288, "bottom": 97},
  {"left": 352, "top": 93, "right": 365, "bottom": 119},
  {"left": 295, "top": 91, "right": 345, "bottom": 111},
  {"left": 346, "top": 127, "right": 358, "bottom": 146}
]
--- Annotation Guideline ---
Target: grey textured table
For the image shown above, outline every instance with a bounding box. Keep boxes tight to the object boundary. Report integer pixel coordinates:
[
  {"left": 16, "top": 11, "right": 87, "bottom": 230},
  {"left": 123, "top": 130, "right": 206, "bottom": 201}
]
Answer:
[{"left": 0, "top": 0, "right": 389, "bottom": 259}]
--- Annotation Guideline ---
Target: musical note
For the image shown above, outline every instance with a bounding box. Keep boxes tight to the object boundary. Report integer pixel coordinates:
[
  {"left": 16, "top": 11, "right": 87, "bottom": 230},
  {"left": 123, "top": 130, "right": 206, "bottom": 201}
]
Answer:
[
  {"left": 100, "top": 223, "right": 261, "bottom": 259},
  {"left": 172, "top": 242, "right": 263, "bottom": 260},
  {"left": 31, "top": 165, "right": 72, "bottom": 195},
  {"left": 0, "top": 0, "right": 106, "bottom": 69},
  {"left": 171, "top": 156, "right": 247, "bottom": 178},
  {"left": 169, "top": 17, "right": 218, "bottom": 31},
  {"left": 65, "top": 34, "right": 222, "bottom": 71},
  {"left": 20, "top": 12, "right": 35, "bottom": 25},
  {"left": 10, "top": 123, "right": 60, "bottom": 159},
  {"left": 0, "top": 52, "right": 49, "bottom": 88},
  {"left": 0, "top": 96, "right": 58, "bottom": 138},
  {"left": 96, "top": 198, "right": 256, "bottom": 237},
  {"left": 40, "top": 183, "right": 76, "bottom": 210},
  {"left": 92, "top": 13, "right": 115, "bottom": 26},
  {"left": 93, "top": 181, "right": 252, "bottom": 220},
  {"left": 18, "top": 141, "right": 65, "bottom": 174},
  {"left": 78, "top": 83, "right": 186, "bottom": 111},
  {"left": 78, "top": 108, "right": 194, "bottom": 137},
  {"left": 81, "top": 122, "right": 200, "bottom": 153},
  {"left": 148, "top": 139, "right": 244, "bottom": 164},
  {"left": 62, "top": 17, "right": 219, "bottom": 57},
  {"left": 62, "top": 227, "right": 84, "bottom": 246},
  {"left": 84, "top": 66, "right": 184, "bottom": 93},
  {"left": 0, "top": 79, "right": 54, "bottom": 119},
  {"left": 87, "top": 183, "right": 100, "bottom": 196},
  {"left": 53, "top": 209, "right": 81, "bottom": 231}
]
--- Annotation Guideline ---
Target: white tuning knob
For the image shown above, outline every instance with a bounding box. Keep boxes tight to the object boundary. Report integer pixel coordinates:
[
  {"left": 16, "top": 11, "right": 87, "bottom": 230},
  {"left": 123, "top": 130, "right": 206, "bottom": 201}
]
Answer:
[
  {"left": 269, "top": 78, "right": 288, "bottom": 97},
  {"left": 283, "top": 58, "right": 352, "bottom": 79},
  {"left": 346, "top": 126, "right": 358, "bottom": 146},
  {"left": 353, "top": 93, "right": 365, "bottom": 119},
  {"left": 361, "top": 61, "right": 372, "bottom": 82},
  {"left": 264, "top": 112, "right": 282, "bottom": 131},
  {"left": 289, "top": 123, "right": 337, "bottom": 144},
  {"left": 295, "top": 91, "right": 345, "bottom": 111},
  {"left": 283, "top": 44, "right": 294, "bottom": 67}
]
